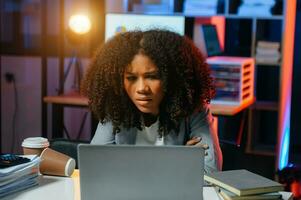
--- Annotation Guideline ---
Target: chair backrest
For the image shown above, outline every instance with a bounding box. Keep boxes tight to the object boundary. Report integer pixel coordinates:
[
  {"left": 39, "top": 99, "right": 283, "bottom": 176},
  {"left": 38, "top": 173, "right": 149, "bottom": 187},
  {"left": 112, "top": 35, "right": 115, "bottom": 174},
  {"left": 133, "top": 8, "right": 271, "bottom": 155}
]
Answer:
[{"left": 50, "top": 138, "right": 89, "bottom": 168}]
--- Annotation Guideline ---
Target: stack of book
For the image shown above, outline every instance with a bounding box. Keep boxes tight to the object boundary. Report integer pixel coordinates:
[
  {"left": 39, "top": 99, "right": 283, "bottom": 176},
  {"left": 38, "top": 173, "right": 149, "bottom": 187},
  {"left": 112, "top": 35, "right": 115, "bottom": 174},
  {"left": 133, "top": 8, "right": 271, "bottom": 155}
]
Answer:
[
  {"left": 0, "top": 155, "right": 40, "bottom": 198},
  {"left": 255, "top": 41, "right": 281, "bottom": 65},
  {"left": 238, "top": 0, "right": 276, "bottom": 16},
  {"left": 204, "top": 169, "right": 291, "bottom": 200},
  {"left": 183, "top": 0, "right": 218, "bottom": 16},
  {"left": 132, "top": 0, "right": 173, "bottom": 14}
]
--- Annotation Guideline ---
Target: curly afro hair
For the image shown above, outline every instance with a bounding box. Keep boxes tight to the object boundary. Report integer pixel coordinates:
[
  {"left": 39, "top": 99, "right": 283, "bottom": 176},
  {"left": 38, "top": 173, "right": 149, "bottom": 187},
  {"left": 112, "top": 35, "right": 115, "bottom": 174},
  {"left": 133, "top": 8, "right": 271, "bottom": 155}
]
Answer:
[{"left": 81, "top": 29, "right": 214, "bottom": 135}]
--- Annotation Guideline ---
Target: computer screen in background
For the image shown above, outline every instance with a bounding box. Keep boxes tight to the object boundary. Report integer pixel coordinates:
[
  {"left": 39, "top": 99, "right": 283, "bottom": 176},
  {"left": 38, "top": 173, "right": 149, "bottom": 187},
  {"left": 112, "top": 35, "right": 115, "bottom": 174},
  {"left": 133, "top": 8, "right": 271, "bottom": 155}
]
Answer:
[
  {"left": 193, "top": 24, "right": 223, "bottom": 57},
  {"left": 105, "top": 13, "right": 185, "bottom": 41},
  {"left": 202, "top": 25, "right": 223, "bottom": 57}
]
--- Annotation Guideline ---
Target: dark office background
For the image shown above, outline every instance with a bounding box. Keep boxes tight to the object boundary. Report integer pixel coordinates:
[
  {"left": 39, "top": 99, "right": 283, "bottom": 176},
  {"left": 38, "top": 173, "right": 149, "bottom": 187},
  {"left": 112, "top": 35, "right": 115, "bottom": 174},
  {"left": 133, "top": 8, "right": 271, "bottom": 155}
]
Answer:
[
  {"left": 0, "top": 0, "right": 300, "bottom": 179},
  {"left": 290, "top": 0, "right": 301, "bottom": 165}
]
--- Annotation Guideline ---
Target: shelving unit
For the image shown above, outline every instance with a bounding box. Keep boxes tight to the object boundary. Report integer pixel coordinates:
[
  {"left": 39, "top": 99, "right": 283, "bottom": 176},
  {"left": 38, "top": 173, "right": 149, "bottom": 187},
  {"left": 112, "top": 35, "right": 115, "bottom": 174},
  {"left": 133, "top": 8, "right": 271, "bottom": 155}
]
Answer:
[
  {"left": 206, "top": 56, "right": 254, "bottom": 107},
  {"left": 115, "top": 0, "right": 297, "bottom": 168},
  {"left": 243, "top": 2, "right": 296, "bottom": 169}
]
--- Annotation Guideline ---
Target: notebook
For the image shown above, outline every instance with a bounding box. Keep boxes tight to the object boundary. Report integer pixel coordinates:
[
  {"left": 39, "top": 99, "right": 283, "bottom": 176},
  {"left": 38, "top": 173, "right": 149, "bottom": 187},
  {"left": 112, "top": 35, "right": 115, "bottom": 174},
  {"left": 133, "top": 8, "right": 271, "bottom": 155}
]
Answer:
[
  {"left": 78, "top": 145, "right": 205, "bottom": 200},
  {"left": 204, "top": 169, "right": 284, "bottom": 196}
]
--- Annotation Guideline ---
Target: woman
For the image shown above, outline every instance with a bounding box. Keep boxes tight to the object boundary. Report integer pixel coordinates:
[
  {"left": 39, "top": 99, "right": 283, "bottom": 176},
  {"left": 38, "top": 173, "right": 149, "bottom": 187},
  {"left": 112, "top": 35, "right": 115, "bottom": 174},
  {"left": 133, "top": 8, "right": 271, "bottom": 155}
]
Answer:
[{"left": 81, "top": 29, "right": 222, "bottom": 173}]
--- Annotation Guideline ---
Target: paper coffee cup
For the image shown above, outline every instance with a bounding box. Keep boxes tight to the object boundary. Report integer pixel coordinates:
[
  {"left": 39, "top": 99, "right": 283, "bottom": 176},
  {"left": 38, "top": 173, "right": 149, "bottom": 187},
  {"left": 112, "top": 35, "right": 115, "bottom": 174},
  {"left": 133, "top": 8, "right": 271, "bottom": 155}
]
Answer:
[
  {"left": 22, "top": 137, "right": 49, "bottom": 155},
  {"left": 39, "top": 148, "right": 75, "bottom": 177}
]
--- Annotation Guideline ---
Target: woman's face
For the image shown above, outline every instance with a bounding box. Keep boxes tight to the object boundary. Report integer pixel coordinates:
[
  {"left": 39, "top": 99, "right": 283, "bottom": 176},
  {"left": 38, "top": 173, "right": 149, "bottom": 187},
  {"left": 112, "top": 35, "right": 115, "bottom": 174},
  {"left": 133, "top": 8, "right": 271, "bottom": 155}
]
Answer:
[{"left": 124, "top": 54, "right": 164, "bottom": 115}]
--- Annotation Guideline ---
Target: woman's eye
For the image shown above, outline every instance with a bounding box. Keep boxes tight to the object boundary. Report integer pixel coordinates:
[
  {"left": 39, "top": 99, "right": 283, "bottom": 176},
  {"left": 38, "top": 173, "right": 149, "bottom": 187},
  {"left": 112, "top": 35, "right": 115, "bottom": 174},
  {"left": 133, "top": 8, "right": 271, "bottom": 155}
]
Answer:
[
  {"left": 126, "top": 76, "right": 136, "bottom": 81},
  {"left": 147, "top": 74, "right": 160, "bottom": 80}
]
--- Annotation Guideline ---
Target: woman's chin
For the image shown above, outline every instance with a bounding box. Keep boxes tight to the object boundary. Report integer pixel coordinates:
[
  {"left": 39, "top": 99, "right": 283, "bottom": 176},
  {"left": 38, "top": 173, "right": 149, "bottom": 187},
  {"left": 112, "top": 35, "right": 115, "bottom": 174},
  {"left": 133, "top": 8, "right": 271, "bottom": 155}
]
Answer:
[{"left": 137, "top": 107, "right": 157, "bottom": 115}]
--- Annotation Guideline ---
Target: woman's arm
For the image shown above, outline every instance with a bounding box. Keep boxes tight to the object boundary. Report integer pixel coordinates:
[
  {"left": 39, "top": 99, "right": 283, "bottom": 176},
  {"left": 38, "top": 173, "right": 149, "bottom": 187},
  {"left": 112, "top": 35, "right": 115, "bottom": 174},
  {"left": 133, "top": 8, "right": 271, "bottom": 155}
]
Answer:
[
  {"left": 188, "top": 106, "right": 223, "bottom": 173},
  {"left": 90, "top": 122, "right": 115, "bottom": 144}
]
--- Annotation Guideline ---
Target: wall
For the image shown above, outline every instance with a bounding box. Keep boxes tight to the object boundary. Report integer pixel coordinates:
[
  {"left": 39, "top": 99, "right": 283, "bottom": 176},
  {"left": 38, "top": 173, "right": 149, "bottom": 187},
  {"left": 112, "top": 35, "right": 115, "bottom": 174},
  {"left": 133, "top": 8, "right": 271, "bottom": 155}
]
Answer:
[
  {"left": 1, "top": 55, "right": 92, "bottom": 154},
  {"left": 61, "top": 57, "right": 92, "bottom": 141},
  {"left": 1, "top": 56, "right": 42, "bottom": 153},
  {"left": 0, "top": 0, "right": 98, "bottom": 153}
]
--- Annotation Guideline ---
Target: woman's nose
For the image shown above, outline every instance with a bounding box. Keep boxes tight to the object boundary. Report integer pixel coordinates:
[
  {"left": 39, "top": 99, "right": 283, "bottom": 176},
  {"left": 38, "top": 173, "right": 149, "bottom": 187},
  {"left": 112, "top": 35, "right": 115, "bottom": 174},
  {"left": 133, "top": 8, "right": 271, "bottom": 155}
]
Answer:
[{"left": 137, "top": 79, "right": 150, "bottom": 93}]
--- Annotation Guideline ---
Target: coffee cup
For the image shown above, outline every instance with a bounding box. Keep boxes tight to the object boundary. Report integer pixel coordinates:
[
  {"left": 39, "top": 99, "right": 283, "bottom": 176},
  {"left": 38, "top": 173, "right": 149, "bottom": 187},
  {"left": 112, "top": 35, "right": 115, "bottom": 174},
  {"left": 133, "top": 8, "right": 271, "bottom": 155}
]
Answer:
[
  {"left": 22, "top": 137, "right": 50, "bottom": 156},
  {"left": 39, "top": 148, "right": 75, "bottom": 177}
]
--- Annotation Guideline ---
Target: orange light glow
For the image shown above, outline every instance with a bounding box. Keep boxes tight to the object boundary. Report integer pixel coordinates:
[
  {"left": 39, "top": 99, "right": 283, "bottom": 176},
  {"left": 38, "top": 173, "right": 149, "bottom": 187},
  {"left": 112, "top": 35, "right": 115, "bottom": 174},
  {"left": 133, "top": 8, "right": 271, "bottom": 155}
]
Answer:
[{"left": 68, "top": 14, "right": 91, "bottom": 35}]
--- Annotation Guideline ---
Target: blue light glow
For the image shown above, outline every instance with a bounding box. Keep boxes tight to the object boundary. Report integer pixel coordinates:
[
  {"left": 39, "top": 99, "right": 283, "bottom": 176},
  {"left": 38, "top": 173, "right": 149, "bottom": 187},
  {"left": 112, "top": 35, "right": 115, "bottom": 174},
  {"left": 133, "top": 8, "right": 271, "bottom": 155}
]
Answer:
[{"left": 279, "top": 127, "right": 290, "bottom": 170}]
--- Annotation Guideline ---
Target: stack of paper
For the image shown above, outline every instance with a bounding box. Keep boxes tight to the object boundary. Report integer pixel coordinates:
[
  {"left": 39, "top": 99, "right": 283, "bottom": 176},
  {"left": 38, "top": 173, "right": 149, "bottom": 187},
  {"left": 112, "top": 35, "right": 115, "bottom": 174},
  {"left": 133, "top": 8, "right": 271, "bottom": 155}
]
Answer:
[
  {"left": 238, "top": 0, "right": 276, "bottom": 16},
  {"left": 255, "top": 41, "right": 281, "bottom": 64},
  {"left": 183, "top": 0, "right": 218, "bottom": 16},
  {"left": 0, "top": 155, "right": 40, "bottom": 198},
  {"left": 204, "top": 169, "right": 288, "bottom": 200}
]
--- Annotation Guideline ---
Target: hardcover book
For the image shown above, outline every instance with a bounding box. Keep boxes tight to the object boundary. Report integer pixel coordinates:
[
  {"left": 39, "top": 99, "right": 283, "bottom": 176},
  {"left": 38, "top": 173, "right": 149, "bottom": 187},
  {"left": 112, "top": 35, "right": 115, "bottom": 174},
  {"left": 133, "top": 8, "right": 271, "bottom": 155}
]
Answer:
[
  {"left": 219, "top": 188, "right": 281, "bottom": 200},
  {"left": 204, "top": 169, "right": 284, "bottom": 196}
]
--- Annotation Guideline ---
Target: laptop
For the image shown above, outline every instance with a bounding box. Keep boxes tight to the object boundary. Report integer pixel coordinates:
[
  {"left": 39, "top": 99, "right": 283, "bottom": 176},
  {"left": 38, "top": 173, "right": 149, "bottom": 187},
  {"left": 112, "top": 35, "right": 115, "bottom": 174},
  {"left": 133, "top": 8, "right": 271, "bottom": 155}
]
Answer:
[
  {"left": 193, "top": 24, "right": 223, "bottom": 57},
  {"left": 78, "top": 145, "right": 204, "bottom": 200}
]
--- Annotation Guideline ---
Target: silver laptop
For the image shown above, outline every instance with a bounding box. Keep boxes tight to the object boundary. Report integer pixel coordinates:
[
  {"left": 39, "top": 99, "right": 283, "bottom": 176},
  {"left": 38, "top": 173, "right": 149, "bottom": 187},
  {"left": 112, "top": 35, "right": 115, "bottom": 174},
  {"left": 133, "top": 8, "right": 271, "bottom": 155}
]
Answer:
[{"left": 78, "top": 145, "right": 204, "bottom": 200}]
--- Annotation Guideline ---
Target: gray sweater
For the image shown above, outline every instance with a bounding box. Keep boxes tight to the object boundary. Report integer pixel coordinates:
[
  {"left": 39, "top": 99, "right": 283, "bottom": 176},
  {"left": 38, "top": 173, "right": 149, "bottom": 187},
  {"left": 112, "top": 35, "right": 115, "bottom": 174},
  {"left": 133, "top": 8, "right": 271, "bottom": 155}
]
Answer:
[{"left": 91, "top": 107, "right": 223, "bottom": 173}]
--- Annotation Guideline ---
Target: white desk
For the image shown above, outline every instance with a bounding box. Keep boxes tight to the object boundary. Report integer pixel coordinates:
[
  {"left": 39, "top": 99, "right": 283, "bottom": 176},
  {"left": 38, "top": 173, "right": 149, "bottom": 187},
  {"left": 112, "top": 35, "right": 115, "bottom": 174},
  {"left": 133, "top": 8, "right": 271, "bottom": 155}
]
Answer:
[
  {"left": 2, "top": 170, "right": 293, "bottom": 200},
  {"left": 2, "top": 170, "right": 222, "bottom": 200}
]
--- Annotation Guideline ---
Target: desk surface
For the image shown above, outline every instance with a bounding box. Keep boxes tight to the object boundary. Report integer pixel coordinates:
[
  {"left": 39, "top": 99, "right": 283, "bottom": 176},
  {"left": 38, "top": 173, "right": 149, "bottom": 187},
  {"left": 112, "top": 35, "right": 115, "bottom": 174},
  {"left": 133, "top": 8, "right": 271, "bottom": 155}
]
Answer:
[
  {"left": 210, "top": 98, "right": 255, "bottom": 115},
  {"left": 2, "top": 171, "right": 81, "bottom": 200},
  {"left": 2, "top": 170, "right": 222, "bottom": 200},
  {"left": 2, "top": 170, "right": 293, "bottom": 200},
  {"left": 44, "top": 94, "right": 254, "bottom": 116}
]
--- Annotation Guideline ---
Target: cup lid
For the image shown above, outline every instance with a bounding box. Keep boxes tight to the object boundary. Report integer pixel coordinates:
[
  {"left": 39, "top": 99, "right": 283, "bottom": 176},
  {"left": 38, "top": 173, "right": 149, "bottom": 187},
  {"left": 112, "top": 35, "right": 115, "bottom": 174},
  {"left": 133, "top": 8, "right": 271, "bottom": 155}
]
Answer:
[
  {"left": 65, "top": 158, "right": 76, "bottom": 177},
  {"left": 22, "top": 137, "right": 49, "bottom": 148}
]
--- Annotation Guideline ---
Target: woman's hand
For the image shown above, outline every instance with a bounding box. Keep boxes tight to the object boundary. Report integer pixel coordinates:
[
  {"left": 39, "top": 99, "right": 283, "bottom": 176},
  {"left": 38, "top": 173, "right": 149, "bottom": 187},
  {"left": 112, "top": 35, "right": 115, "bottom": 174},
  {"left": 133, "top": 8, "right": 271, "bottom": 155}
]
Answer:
[{"left": 186, "top": 136, "right": 209, "bottom": 153}]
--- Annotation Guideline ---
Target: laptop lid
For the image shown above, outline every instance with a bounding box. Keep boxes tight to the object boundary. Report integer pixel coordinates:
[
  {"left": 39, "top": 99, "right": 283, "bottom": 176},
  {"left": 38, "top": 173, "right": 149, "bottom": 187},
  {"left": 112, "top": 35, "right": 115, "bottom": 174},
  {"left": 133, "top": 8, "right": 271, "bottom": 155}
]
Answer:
[
  {"left": 193, "top": 24, "right": 223, "bottom": 57},
  {"left": 202, "top": 25, "right": 223, "bottom": 57},
  {"left": 78, "top": 145, "right": 204, "bottom": 200}
]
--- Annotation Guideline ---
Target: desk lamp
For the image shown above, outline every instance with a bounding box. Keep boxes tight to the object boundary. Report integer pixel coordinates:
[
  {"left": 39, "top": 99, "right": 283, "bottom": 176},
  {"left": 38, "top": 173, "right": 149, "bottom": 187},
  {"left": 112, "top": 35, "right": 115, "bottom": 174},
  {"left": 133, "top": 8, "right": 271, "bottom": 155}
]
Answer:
[{"left": 60, "top": 14, "right": 91, "bottom": 95}]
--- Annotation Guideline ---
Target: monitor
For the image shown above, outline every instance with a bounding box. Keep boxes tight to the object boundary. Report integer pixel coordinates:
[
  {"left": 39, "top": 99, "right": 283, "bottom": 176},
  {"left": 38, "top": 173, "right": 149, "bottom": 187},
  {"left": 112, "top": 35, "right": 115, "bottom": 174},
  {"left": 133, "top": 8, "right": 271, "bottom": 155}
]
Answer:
[
  {"left": 105, "top": 13, "right": 185, "bottom": 41},
  {"left": 202, "top": 25, "right": 222, "bottom": 57},
  {"left": 193, "top": 24, "right": 222, "bottom": 57}
]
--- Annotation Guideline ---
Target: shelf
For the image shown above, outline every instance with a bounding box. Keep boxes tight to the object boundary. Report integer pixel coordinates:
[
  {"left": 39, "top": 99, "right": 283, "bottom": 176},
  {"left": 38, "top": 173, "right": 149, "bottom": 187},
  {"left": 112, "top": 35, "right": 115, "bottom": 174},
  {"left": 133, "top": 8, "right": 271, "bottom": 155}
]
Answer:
[
  {"left": 43, "top": 91, "right": 97, "bottom": 139},
  {"left": 252, "top": 101, "right": 278, "bottom": 111},
  {"left": 211, "top": 97, "right": 255, "bottom": 116},
  {"left": 44, "top": 93, "right": 254, "bottom": 116},
  {"left": 114, "top": 12, "right": 283, "bottom": 20},
  {"left": 245, "top": 148, "right": 276, "bottom": 156},
  {"left": 183, "top": 14, "right": 225, "bottom": 18},
  {"left": 225, "top": 14, "right": 283, "bottom": 20},
  {"left": 122, "top": 11, "right": 179, "bottom": 16},
  {"left": 43, "top": 92, "right": 88, "bottom": 107},
  {"left": 255, "top": 62, "right": 281, "bottom": 66}
]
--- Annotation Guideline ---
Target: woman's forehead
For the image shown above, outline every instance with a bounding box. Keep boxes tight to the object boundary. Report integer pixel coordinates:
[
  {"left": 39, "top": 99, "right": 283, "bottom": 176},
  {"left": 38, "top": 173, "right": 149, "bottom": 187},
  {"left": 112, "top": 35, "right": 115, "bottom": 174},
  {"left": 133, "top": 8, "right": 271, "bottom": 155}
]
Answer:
[{"left": 125, "top": 54, "right": 158, "bottom": 72}]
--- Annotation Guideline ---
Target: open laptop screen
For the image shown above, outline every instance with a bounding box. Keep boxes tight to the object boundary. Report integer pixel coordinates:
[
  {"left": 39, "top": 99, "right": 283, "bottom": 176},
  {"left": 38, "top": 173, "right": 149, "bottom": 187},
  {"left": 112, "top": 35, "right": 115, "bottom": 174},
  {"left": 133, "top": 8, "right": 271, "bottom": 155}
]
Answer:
[{"left": 202, "top": 25, "right": 222, "bottom": 57}]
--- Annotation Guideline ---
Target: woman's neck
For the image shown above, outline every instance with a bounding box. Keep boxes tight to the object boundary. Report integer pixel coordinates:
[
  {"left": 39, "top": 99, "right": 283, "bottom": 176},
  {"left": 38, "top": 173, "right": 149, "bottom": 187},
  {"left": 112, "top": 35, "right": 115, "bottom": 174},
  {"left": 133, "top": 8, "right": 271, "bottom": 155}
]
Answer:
[{"left": 142, "top": 113, "right": 158, "bottom": 127}]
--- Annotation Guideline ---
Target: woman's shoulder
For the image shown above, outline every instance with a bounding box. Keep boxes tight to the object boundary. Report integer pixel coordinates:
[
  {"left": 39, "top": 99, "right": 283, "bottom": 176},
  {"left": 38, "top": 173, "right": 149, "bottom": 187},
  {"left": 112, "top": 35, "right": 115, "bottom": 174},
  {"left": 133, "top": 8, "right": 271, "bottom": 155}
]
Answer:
[
  {"left": 96, "top": 120, "right": 113, "bottom": 129},
  {"left": 91, "top": 121, "right": 114, "bottom": 144},
  {"left": 92, "top": 121, "right": 136, "bottom": 144},
  {"left": 188, "top": 104, "right": 213, "bottom": 125},
  {"left": 190, "top": 104, "right": 210, "bottom": 118},
  {"left": 95, "top": 120, "right": 137, "bottom": 135}
]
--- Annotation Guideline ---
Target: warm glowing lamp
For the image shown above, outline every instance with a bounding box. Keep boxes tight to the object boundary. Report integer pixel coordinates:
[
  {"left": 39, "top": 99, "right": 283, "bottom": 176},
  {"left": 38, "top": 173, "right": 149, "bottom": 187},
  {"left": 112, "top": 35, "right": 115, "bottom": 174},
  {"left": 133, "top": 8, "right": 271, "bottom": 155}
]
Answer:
[
  {"left": 65, "top": 14, "right": 91, "bottom": 46},
  {"left": 60, "top": 14, "right": 92, "bottom": 95},
  {"left": 68, "top": 14, "right": 91, "bottom": 35}
]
